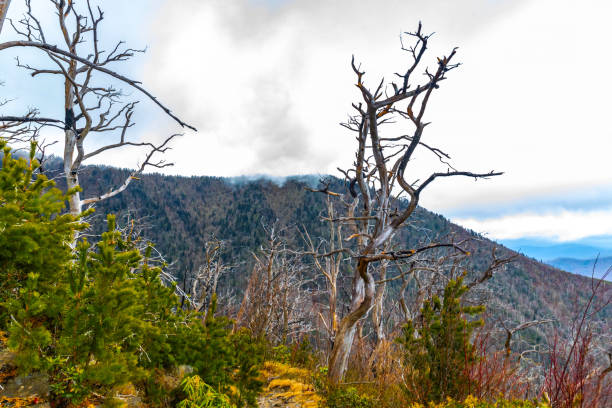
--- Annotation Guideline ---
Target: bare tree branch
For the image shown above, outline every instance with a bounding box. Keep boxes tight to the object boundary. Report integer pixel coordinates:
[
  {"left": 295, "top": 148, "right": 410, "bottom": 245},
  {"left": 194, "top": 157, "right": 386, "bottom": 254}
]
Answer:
[{"left": 0, "top": 40, "right": 196, "bottom": 131}]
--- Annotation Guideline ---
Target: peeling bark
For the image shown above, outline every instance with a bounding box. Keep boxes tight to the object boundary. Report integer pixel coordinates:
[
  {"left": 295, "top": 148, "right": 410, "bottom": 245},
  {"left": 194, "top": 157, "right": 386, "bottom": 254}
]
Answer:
[
  {"left": 372, "top": 262, "right": 388, "bottom": 343},
  {"left": 328, "top": 260, "right": 375, "bottom": 383}
]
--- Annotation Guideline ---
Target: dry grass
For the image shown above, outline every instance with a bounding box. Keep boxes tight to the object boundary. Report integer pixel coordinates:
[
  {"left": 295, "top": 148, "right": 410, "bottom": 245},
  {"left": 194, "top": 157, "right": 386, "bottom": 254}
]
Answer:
[
  {"left": 260, "top": 361, "right": 322, "bottom": 408},
  {"left": 261, "top": 361, "right": 312, "bottom": 383}
]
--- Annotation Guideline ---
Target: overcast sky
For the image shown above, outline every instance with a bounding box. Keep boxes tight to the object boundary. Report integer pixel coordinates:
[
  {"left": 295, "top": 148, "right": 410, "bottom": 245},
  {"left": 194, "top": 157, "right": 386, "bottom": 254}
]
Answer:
[{"left": 2, "top": 0, "right": 612, "bottom": 259}]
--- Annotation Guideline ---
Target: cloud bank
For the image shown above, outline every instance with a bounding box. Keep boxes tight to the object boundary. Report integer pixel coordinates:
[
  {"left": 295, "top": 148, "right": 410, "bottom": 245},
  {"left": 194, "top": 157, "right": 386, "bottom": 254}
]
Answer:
[
  {"left": 137, "top": 0, "right": 612, "bottom": 218},
  {"left": 141, "top": 0, "right": 526, "bottom": 178},
  {"left": 454, "top": 207, "right": 612, "bottom": 242}
]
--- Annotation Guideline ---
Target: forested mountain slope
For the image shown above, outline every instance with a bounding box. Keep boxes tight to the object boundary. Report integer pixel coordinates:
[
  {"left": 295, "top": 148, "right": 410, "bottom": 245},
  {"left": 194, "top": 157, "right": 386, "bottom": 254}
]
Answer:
[{"left": 72, "top": 164, "right": 610, "bottom": 336}]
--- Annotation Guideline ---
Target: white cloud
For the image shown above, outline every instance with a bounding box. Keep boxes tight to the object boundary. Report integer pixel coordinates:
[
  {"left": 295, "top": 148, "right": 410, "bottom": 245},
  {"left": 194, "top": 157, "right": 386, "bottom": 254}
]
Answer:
[
  {"left": 135, "top": 0, "right": 612, "bottom": 218},
  {"left": 454, "top": 208, "right": 612, "bottom": 242},
  {"left": 139, "top": 0, "right": 530, "bottom": 177}
]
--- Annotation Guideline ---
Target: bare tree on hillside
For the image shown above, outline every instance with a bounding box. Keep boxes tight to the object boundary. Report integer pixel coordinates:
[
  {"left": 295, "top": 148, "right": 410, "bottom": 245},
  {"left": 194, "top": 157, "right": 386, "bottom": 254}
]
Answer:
[
  {"left": 236, "top": 225, "right": 313, "bottom": 344},
  {"left": 0, "top": 0, "right": 194, "bottom": 217},
  {"left": 180, "top": 238, "right": 233, "bottom": 319},
  {"left": 310, "top": 23, "right": 503, "bottom": 382},
  {"left": 302, "top": 194, "right": 346, "bottom": 354}
]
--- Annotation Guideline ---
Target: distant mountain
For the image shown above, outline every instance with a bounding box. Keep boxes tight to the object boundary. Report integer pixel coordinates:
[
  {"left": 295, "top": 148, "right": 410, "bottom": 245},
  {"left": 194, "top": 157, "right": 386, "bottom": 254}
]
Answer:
[
  {"left": 225, "top": 174, "right": 322, "bottom": 188},
  {"left": 548, "top": 256, "right": 612, "bottom": 280},
  {"left": 53, "top": 164, "right": 610, "bottom": 344},
  {"left": 500, "top": 238, "right": 612, "bottom": 262}
]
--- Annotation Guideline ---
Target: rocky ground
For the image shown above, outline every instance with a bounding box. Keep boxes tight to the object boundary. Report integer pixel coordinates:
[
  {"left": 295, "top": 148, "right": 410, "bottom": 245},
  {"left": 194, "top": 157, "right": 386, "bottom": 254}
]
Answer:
[
  {"left": 258, "top": 389, "right": 317, "bottom": 408},
  {"left": 0, "top": 332, "right": 50, "bottom": 407}
]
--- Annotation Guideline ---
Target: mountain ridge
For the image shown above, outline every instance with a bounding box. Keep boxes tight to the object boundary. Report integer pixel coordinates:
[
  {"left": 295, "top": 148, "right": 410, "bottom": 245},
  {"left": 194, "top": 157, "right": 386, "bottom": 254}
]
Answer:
[{"left": 59, "top": 164, "right": 610, "bottom": 341}]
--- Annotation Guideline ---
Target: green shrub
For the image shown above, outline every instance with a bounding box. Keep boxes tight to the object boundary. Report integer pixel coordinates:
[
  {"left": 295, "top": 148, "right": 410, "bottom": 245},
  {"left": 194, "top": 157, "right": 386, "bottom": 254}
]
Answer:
[
  {"left": 0, "top": 141, "right": 86, "bottom": 328},
  {"left": 324, "top": 386, "right": 376, "bottom": 408},
  {"left": 230, "top": 328, "right": 265, "bottom": 407},
  {"left": 270, "top": 344, "right": 291, "bottom": 363},
  {"left": 266, "top": 337, "right": 315, "bottom": 370},
  {"left": 397, "top": 273, "right": 485, "bottom": 404},
  {"left": 177, "top": 375, "right": 235, "bottom": 408},
  {"left": 289, "top": 337, "right": 315, "bottom": 367},
  {"left": 8, "top": 215, "right": 165, "bottom": 404}
]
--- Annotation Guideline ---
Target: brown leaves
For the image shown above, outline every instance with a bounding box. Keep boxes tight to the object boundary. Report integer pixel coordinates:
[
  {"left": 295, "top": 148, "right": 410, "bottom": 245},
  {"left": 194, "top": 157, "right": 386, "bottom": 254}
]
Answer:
[{"left": 0, "top": 396, "right": 42, "bottom": 408}]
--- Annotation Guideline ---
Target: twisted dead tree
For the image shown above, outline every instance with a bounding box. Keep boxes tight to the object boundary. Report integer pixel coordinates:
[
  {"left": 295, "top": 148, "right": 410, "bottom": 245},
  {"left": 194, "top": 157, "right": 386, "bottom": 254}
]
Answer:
[
  {"left": 0, "top": 0, "right": 194, "bottom": 216},
  {"left": 311, "top": 23, "right": 502, "bottom": 383}
]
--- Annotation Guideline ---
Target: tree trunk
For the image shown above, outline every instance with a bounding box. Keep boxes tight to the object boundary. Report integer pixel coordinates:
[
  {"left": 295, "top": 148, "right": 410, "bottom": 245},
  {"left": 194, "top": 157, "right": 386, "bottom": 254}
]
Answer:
[
  {"left": 64, "top": 128, "right": 82, "bottom": 216},
  {"left": 63, "top": 68, "right": 81, "bottom": 217},
  {"left": 282, "top": 286, "right": 289, "bottom": 343},
  {"left": 328, "top": 260, "right": 375, "bottom": 383},
  {"left": 372, "top": 261, "right": 389, "bottom": 343},
  {"left": 328, "top": 271, "right": 337, "bottom": 350},
  {"left": 0, "top": 0, "right": 11, "bottom": 35}
]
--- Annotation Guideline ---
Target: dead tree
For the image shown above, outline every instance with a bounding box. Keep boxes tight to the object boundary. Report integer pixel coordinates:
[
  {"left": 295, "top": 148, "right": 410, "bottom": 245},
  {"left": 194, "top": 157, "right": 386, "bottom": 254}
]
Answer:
[
  {"left": 301, "top": 193, "right": 346, "bottom": 354},
  {"left": 0, "top": 0, "right": 194, "bottom": 217},
  {"left": 312, "top": 23, "right": 502, "bottom": 383},
  {"left": 500, "top": 318, "right": 554, "bottom": 358},
  {"left": 180, "top": 238, "right": 232, "bottom": 319},
  {"left": 237, "top": 224, "right": 313, "bottom": 344},
  {"left": 389, "top": 252, "right": 459, "bottom": 327}
]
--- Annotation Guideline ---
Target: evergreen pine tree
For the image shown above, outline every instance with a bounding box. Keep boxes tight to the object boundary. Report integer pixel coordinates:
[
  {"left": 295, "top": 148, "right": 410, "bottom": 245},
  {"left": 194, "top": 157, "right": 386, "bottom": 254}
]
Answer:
[
  {"left": 1, "top": 140, "right": 264, "bottom": 406},
  {"left": 397, "top": 273, "right": 485, "bottom": 403},
  {"left": 0, "top": 141, "right": 85, "bottom": 328}
]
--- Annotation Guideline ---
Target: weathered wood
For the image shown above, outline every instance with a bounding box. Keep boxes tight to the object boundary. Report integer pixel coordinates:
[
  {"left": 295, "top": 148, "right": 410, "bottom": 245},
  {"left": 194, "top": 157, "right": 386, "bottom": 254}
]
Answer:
[
  {"left": 322, "top": 23, "right": 503, "bottom": 383},
  {"left": 0, "top": 0, "right": 11, "bottom": 36},
  {"left": 0, "top": 1, "right": 192, "bottom": 221}
]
